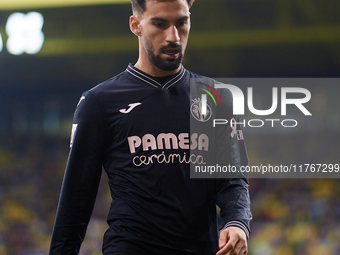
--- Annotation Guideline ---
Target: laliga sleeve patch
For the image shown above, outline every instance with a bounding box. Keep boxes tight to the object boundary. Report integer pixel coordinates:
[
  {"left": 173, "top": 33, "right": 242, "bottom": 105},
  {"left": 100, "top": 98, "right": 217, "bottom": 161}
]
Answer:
[{"left": 70, "top": 124, "right": 78, "bottom": 148}]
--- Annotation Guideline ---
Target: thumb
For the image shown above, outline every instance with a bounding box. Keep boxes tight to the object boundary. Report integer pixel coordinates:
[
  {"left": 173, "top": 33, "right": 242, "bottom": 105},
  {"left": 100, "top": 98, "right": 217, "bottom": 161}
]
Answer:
[{"left": 219, "top": 230, "right": 228, "bottom": 249}]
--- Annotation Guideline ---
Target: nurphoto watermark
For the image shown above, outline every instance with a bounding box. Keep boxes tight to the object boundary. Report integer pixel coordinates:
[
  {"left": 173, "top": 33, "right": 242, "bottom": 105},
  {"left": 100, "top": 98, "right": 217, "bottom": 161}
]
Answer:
[{"left": 190, "top": 78, "right": 338, "bottom": 179}]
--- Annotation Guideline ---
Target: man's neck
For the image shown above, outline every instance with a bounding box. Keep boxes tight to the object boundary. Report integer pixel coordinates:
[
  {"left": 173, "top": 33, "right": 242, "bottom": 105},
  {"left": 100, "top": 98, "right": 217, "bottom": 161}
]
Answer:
[{"left": 134, "top": 59, "right": 181, "bottom": 77}]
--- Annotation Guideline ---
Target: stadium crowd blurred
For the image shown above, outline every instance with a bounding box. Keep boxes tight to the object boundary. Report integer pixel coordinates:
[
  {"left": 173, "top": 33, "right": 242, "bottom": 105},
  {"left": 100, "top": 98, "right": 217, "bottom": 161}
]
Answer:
[{"left": 0, "top": 130, "right": 339, "bottom": 255}]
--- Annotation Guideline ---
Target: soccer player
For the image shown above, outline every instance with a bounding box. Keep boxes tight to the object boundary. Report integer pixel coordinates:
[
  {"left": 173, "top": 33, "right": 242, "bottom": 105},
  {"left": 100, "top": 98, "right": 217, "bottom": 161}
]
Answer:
[{"left": 49, "top": 0, "right": 252, "bottom": 254}]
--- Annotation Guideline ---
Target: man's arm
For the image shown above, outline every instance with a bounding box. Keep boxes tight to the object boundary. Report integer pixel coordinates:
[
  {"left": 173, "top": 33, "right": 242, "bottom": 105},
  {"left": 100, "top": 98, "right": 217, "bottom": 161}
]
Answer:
[
  {"left": 49, "top": 91, "right": 107, "bottom": 254},
  {"left": 214, "top": 88, "right": 252, "bottom": 254}
]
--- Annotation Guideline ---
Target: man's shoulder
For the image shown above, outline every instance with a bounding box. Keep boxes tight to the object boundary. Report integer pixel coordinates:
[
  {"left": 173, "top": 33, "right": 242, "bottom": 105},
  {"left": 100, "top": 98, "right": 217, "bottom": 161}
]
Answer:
[
  {"left": 89, "top": 70, "right": 127, "bottom": 95},
  {"left": 187, "top": 69, "right": 214, "bottom": 81},
  {"left": 187, "top": 70, "right": 233, "bottom": 99}
]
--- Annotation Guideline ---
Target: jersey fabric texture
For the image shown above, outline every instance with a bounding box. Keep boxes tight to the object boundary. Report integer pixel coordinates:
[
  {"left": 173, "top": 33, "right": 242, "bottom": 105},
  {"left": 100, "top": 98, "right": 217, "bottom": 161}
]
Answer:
[{"left": 49, "top": 64, "right": 252, "bottom": 255}]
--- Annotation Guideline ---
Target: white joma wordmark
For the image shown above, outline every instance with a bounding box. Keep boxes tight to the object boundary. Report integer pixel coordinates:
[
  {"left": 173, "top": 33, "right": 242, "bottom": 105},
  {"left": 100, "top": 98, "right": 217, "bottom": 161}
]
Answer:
[{"left": 119, "top": 102, "right": 142, "bottom": 114}]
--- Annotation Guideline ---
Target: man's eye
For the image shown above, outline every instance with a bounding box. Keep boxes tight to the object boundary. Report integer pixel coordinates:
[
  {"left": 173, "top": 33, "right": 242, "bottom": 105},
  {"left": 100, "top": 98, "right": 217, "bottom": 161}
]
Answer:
[
  {"left": 154, "top": 23, "right": 165, "bottom": 28},
  {"left": 177, "top": 21, "right": 187, "bottom": 27}
]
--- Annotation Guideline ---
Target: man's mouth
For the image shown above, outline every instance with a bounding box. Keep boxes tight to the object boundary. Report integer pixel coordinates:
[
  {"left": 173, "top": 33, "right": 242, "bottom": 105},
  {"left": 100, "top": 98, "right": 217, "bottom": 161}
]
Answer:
[{"left": 162, "top": 48, "right": 180, "bottom": 58}]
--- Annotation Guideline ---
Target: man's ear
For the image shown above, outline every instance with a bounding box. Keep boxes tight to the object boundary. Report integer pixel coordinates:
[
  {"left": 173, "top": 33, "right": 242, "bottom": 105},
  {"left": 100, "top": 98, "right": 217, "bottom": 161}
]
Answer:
[{"left": 130, "top": 15, "right": 142, "bottom": 36}]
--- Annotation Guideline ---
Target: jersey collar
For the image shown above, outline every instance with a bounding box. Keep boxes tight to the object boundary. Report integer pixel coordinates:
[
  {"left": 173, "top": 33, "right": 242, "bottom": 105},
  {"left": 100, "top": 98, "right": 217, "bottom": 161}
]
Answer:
[{"left": 126, "top": 63, "right": 186, "bottom": 89}]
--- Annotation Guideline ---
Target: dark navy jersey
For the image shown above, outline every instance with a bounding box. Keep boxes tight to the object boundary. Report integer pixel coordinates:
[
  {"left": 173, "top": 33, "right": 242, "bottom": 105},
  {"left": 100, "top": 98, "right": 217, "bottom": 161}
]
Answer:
[{"left": 49, "top": 64, "right": 252, "bottom": 255}]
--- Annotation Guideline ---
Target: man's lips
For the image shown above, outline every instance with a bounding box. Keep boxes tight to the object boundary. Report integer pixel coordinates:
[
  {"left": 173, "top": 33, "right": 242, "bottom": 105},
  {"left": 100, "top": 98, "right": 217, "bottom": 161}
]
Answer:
[{"left": 162, "top": 48, "right": 180, "bottom": 58}]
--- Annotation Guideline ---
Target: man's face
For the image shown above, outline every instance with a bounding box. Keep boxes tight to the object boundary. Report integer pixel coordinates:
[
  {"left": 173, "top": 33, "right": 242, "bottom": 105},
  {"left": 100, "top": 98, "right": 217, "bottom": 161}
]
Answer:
[{"left": 138, "top": 0, "right": 191, "bottom": 71}]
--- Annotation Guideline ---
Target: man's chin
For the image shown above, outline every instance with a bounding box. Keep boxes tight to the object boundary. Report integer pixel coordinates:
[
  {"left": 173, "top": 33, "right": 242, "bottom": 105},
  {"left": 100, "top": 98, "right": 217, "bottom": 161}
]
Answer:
[
  {"left": 158, "top": 63, "right": 181, "bottom": 71},
  {"left": 147, "top": 51, "right": 184, "bottom": 72},
  {"left": 156, "top": 57, "right": 182, "bottom": 71}
]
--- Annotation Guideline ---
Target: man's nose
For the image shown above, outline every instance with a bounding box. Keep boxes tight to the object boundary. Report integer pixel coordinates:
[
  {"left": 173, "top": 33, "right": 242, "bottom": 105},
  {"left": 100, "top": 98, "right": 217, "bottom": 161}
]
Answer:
[{"left": 166, "top": 25, "right": 180, "bottom": 43}]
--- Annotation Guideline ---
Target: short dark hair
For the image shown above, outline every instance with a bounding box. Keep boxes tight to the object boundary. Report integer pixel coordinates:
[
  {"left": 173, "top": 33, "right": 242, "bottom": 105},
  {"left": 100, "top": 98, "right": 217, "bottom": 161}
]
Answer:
[{"left": 131, "top": 0, "right": 195, "bottom": 14}]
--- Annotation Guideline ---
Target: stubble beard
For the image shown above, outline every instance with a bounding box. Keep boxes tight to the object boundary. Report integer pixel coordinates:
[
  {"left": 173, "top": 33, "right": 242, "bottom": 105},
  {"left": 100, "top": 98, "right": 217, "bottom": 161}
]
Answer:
[{"left": 143, "top": 39, "right": 184, "bottom": 72}]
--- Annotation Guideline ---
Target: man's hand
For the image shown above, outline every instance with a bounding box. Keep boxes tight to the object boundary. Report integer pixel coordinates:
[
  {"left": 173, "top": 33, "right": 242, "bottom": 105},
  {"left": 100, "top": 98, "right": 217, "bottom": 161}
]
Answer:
[{"left": 216, "top": 226, "right": 248, "bottom": 255}]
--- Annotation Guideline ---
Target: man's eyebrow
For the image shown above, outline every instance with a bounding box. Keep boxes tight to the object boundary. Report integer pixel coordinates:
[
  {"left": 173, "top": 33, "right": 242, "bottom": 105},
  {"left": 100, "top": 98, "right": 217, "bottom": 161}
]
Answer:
[
  {"left": 150, "top": 17, "right": 168, "bottom": 22},
  {"left": 150, "top": 16, "right": 189, "bottom": 22},
  {"left": 178, "top": 16, "right": 189, "bottom": 22}
]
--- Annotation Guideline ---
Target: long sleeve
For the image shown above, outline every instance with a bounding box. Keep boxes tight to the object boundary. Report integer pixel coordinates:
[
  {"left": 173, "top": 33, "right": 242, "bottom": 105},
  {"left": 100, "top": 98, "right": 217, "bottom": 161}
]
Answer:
[
  {"left": 50, "top": 91, "right": 107, "bottom": 254},
  {"left": 215, "top": 178, "right": 252, "bottom": 238},
  {"left": 214, "top": 88, "right": 252, "bottom": 238}
]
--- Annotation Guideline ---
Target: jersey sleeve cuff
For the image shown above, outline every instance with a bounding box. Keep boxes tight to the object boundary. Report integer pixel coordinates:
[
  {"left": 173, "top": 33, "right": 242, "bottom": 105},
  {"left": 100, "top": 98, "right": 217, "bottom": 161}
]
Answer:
[{"left": 219, "top": 221, "right": 250, "bottom": 239}]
